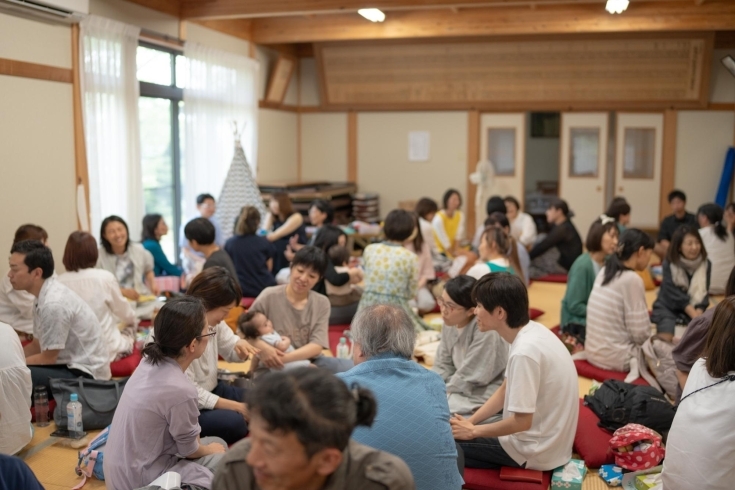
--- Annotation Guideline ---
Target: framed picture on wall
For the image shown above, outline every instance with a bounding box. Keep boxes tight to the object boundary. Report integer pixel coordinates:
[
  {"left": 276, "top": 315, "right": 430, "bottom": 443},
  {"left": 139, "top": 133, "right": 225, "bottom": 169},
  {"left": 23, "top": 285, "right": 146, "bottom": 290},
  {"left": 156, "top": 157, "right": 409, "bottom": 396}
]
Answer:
[{"left": 531, "top": 112, "right": 560, "bottom": 138}]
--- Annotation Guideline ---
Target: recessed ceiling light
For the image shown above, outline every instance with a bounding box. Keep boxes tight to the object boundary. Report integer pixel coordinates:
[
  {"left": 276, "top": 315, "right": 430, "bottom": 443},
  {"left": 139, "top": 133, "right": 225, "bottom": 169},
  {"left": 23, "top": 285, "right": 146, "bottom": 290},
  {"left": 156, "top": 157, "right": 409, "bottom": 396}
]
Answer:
[
  {"left": 605, "top": 0, "right": 629, "bottom": 14},
  {"left": 358, "top": 8, "right": 385, "bottom": 22}
]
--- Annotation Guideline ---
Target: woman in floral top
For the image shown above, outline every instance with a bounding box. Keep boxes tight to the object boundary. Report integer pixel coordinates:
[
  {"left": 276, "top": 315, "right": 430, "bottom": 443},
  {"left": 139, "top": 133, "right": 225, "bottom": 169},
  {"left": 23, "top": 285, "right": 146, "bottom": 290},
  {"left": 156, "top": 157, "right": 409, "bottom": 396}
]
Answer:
[{"left": 358, "top": 210, "right": 429, "bottom": 332}]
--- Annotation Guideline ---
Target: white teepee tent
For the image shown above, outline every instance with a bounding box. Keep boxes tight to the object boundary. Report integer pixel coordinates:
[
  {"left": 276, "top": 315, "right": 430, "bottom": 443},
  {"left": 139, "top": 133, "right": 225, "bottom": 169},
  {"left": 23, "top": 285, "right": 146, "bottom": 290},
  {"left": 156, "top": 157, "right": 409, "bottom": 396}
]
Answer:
[{"left": 215, "top": 128, "right": 267, "bottom": 242}]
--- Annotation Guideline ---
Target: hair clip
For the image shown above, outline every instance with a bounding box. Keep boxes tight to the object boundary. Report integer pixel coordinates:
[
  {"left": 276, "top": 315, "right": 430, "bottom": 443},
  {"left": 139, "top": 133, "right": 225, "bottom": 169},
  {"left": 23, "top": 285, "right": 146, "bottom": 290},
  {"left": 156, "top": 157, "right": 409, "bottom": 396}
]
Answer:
[{"left": 600, "top": 214, "right": 615, "bottom": 226}]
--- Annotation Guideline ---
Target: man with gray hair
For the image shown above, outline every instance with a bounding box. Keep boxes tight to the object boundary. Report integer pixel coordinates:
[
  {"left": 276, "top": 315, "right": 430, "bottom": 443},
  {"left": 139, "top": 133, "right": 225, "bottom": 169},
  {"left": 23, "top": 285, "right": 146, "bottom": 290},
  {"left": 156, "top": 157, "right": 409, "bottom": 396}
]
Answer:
[{"left": 337, "top": 305, "right": 464, "bottom": 490}]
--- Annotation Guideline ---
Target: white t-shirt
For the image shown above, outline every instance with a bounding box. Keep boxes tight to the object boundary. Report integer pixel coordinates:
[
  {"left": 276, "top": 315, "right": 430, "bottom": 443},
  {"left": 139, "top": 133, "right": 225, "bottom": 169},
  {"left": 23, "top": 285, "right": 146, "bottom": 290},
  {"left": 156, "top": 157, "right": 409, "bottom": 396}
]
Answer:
[
  {"left": 0, "top": 276, "right": 35, "bottom": 334},
  {"left": 58, "top": 268, "right": 137, "bottom": 362},
  {"left": 0, "top": 321, "right": 32, "bottom": 455},
  {"left": 499, "top": 321, "right": 579, "bottom": 470},
  {"left": 33, "top": 277, "right": 111, "bottom": 380},
  {"left": 662, "top": 359, "right": 735, "bottom": 490},
  {"left": 466, "top": 258, "right": 511, "bottom": 280},
  {"left": 510, "top": 212, "right": 538, "bottom": 248}
]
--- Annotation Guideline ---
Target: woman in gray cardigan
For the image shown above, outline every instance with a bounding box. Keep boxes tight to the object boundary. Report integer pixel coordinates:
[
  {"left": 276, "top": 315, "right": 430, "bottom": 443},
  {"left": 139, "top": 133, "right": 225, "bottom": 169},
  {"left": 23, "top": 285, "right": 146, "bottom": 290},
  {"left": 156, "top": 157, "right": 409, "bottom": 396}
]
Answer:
[{"left": 97, "top": 215, "right": 160, "bottom": 318}]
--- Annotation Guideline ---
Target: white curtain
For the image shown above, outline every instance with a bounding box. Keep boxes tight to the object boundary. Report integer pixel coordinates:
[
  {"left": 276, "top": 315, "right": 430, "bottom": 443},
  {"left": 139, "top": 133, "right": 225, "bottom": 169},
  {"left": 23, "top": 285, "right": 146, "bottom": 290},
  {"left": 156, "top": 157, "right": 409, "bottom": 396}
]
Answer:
[
  {"left": 181, "top": 41, "right": 259, "bottom": 220},
  {"left": 80, "top": 15, "right": 143, "bottom": 240}
]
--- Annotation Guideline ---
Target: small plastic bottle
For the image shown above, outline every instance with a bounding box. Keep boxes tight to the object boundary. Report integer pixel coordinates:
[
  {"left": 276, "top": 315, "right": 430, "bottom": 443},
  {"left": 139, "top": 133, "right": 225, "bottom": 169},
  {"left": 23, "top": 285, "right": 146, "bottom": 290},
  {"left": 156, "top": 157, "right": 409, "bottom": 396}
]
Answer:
[
  {"left": 336, "top": 337, "right": 350, "bottom": 359},
  {"left": 67, "top": 393, "right": 84, "bottom": 438},
  {"left": 33, "top": 386, "right": 49, "bottom": 427}
]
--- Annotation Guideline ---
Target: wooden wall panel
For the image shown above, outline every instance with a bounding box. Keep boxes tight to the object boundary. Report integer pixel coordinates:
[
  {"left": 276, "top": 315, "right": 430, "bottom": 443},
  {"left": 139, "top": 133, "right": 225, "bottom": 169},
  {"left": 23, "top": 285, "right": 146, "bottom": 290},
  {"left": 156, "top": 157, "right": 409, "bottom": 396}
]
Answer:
[{"left": 316, "top": 35, "right": 712, "bottom": 110}]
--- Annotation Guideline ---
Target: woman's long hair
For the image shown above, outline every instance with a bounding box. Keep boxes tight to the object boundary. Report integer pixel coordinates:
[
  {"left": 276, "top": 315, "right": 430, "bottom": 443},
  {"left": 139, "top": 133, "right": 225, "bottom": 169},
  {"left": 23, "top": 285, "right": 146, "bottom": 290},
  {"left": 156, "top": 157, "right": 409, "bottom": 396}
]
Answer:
[{"left": 602, "top": 229, "right": 653, "bottom": 286}]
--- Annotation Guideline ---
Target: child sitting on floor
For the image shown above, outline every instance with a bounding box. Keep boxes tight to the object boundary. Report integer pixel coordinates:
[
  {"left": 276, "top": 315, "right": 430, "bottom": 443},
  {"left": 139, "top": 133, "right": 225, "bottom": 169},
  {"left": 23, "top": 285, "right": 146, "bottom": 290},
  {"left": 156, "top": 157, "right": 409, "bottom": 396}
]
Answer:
[
  {"left": 238, "top": 311, "right": 311, "bottom": 371},
  {"left": 326, "top": 245, "right": 363, "bottom": 301}
]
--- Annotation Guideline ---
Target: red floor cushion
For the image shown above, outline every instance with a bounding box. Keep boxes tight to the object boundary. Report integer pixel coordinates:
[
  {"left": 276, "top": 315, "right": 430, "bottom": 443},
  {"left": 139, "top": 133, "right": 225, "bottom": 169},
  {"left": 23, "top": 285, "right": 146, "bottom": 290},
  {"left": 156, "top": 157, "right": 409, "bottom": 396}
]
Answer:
[
  {"left": 463, "top": 468, "right": 552, "bottom": 490},
  {"left": 241, "top": 297, "right": 256, "bottom": 309},
  {"left": 528, "top": 308, "right": 544, "bottom": 320},
  {"left": 550, "top": 325, "right": 561, "bottom": 337},
  {"left": 110, "top": 346, "right": 143, "bottom": 377},
  {"left": 574, "top": 398, "right": 615, "bottom": 468},
  {"left": 533, "top": 273, "right": 568, "bottom": 283},
  {"left": 574, "top": 360, "right": 650, "bottom": 386},
  {"left": 328, "top": 325, "right": 351, "bottom": 357}
]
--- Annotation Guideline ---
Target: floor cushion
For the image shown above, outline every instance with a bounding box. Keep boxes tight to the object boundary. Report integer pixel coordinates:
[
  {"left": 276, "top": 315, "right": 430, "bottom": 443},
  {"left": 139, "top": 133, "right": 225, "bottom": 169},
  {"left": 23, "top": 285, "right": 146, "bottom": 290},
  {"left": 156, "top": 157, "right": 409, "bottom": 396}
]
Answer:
[
  {"left": 110, "top": 346, "right": 143, "bottom": 377},
  {"left": 528, "top": 308, "right": 544, "bottom": 320},
  {"left": 574, "top": 398, "right": 615, "bottom": 468},
  {"left": 550, "top": 325, "right": 561, "bottom": 337},
  {"left": 463, "top": 467, "right": 552, "bottom": 490},
  {"left": 574, "top": 360, "right": 650, "bottom": 386},
  {"left": 240, "top": 297, "right": 256, "bottom": 309},
  {"left": 533, "top": 273, "right": 568, "bottom": 283}
]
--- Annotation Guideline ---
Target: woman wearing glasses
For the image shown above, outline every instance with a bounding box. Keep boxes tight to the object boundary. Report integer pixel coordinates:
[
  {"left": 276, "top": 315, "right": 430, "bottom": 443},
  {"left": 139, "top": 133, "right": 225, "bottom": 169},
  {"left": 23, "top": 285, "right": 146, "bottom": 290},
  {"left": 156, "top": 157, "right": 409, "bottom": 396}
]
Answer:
[
  {"left": 432, "top": 275, "right": 509, "bottom": 420},
  {"left": 104, "top": 297, "right": 228, "bottom": 490},
  {"left": 184, "top": 267, "right": 259, "bottom": 445}
]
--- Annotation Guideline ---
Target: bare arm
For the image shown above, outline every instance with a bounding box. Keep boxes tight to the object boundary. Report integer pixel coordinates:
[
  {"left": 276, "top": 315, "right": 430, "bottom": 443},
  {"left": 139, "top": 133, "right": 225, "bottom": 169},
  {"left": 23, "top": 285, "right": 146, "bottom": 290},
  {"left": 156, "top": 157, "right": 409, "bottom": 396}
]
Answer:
[
  {"left": 267, "top": 214, "right": 304, "bottom": 242},
  {"left": 281, "top": 342, "right": 322, "bottom": 364},
  {"left": 185, "top": 437, "right": 226, "bottom": 459},
  {"left": 452, "top": 411, "right": 533, "bottom": 440},
  {"left": 247, "top": 338, "right": 286, "bottom": 368},
  {"left": 25, "top": 348, "right": 60, "bottom": 365},
  {"left": 676, "top": 369, "right": 689, "bottom": 390}
]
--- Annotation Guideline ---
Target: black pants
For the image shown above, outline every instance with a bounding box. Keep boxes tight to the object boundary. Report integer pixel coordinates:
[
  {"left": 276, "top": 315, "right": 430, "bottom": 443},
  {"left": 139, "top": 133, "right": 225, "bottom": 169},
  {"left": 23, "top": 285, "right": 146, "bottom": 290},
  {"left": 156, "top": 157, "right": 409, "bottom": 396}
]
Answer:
[
  {"left": 29, "top": 365, "right": 92, "bottom": 403},
  {"left": 198, "top": 381, "right": 248, "bottom": 445},
  {"left": 457, "top": 437, "right": 523, "bottom": 469}
]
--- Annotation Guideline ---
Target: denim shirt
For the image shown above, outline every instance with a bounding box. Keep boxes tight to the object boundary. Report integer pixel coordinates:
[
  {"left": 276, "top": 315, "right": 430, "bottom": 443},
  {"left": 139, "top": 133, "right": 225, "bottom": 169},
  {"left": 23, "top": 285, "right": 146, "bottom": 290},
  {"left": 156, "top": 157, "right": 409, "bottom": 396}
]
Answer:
[{"left": 338, "top": 353, "right": 464, "bottom": 490}]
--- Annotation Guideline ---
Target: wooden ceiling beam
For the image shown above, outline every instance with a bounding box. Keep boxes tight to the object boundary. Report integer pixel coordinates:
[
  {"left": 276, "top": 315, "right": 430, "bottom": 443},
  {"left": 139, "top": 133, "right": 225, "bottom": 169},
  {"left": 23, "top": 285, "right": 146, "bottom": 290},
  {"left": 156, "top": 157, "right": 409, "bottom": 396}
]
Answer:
[
  {"left": 124, "top": 0, "right": 182, "bottom": 18},
  {"left": 249, "top": 1, "right": 735, "bottom": 44},
  {"left": 191, "top": 19, "right": 254, "bottom": 41},
  {"left": 181, "top": 0, "right": 620, "bottom": 20}
]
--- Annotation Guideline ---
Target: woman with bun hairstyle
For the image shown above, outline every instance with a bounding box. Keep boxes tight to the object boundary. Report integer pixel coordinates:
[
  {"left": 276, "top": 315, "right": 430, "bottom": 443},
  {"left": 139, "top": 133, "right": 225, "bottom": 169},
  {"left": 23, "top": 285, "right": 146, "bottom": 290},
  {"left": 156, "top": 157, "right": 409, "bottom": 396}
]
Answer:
[
  {"left": 529, "top": 198, "right": 583, "bottom": 279},
  {"left": 104, "top": 297, "right": 228, "bottom": 490},
  {"left": 212, "top": 368, "right": 415, "bottom": 490}
]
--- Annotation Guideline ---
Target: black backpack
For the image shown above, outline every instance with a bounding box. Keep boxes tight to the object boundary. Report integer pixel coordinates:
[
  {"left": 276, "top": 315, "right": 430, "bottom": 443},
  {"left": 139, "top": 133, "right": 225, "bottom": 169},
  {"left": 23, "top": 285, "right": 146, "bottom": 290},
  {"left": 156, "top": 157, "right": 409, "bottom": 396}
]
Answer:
[{"left": 583, "top": 379, "right": 676, "bottom": 434}]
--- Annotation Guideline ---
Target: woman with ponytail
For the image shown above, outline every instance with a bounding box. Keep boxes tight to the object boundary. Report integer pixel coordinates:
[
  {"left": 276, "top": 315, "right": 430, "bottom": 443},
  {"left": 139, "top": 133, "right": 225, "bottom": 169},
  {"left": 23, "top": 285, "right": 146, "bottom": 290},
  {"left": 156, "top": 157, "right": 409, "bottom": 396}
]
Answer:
[
  {"left": 560, "top": 216, "right": 619, "bottom": 344},
  {"left": 697, "top": 203, "right": 734, "bottom": 294},
  {"left": 213, "top": 367, "right": 414, "bottom": 490},
  {"left": 585, "top": 229, "right": 654, "bottom": 373},
  {"left": 105, "top": 297, "right": 227, "bottom": 490},
  {"left": 467, "top": 226, "right": 525, "bottom": 285}
]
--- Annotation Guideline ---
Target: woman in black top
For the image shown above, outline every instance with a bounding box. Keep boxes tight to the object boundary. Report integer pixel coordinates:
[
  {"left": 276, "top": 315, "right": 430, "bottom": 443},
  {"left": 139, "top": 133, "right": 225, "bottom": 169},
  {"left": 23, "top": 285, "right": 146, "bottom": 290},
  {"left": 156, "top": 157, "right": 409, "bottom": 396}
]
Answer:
[
  {"left": 313, "top": 225, "right": 362, "bottom": 325},
  {"left": 529, "top": 198, "right": 583, "bottom": 279},
  {"left": 224, "top": 207, "right": 277, "bottom": 298}
]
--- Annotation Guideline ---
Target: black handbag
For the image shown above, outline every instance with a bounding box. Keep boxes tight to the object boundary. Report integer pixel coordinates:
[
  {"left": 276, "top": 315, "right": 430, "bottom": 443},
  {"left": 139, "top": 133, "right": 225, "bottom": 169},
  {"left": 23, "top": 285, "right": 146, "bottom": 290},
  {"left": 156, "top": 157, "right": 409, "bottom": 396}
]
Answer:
[{"left": 50, "top": 377, "right": 128, "bottom": 430}]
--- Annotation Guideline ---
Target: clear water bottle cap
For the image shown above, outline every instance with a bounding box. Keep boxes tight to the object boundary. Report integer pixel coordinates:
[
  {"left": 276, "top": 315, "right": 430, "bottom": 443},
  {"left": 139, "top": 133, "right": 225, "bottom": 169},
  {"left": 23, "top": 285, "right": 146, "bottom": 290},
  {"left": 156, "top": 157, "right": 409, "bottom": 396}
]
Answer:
[
  {"left": 339, "top": 337, "right": 346, "bottom": 344},
  {"left": 70, "top": 393, "right": 78, "bottom": 402}
]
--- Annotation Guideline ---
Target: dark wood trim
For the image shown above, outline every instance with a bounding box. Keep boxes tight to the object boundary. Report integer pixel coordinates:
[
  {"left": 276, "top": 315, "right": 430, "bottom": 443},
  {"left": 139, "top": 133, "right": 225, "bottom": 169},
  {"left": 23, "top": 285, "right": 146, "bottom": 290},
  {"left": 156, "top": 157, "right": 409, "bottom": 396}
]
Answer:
[
  {"left": 72, "top": 25, "right": 90, "bottom": 231},
  {"left": 660, "top": 110, "right": 678, "bottom": 223},
  {"left": 347, "top": 111, "right": 357, "bottom": 184},
  {"left": 0, "top": 57, "right": 72, "bottom": 84},
  {"left": 467, "top": 110, "right": 480, "bottom": 239}
]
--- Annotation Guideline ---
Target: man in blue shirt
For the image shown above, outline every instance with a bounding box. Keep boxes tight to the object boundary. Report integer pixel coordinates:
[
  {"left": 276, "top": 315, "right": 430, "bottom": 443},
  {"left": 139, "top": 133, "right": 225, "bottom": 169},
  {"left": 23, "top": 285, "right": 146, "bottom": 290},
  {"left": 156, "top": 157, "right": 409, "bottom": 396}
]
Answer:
[{"left": 337, "top": 305, "right": 464, "bottom": 490}]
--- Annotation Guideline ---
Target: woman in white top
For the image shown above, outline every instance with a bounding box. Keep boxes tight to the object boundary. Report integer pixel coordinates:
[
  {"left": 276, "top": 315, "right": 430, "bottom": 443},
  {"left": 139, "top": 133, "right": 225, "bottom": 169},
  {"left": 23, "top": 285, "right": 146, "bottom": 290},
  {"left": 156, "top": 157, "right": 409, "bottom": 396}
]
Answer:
[
  {"left": 97, "top": 215, "right": 160, "bottom": 319},
  {"left": 58, "top": 231, "right": 136, "bottom": 363},
  {"left": 184, "top": 267, "right": 259, "bottom": 445},
  {"left": 662, "top": 296, "right": 735, "bottom": 490},
  {"left": 585, "top": 229, "right": 653, "bottom": 372},
  {"left": 467, "top": 226, "right": 524, "bottom": 285},
  {"left": 697, "top": 203, "right": 735, "bottom": 295},
  {"left": 0, "top": 321, "right": 32, "bottom": 455},
  {"left": 504, "top": 196, "right": 537, "bottom": 249}
]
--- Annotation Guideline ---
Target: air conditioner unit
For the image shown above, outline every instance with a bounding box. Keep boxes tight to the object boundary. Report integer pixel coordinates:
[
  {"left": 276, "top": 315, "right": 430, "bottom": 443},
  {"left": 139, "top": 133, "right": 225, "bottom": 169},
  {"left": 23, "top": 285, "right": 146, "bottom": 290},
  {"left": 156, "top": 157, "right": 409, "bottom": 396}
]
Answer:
[{"left": 0, "top": 0, "right": 88, "bottom": 24}]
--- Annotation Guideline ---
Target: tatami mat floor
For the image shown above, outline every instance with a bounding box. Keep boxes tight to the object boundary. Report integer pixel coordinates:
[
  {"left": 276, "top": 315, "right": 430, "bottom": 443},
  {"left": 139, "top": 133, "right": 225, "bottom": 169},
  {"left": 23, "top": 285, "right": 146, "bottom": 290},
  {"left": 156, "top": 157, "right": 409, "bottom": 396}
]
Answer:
[{"left": 22, "top": 281, "right": 662, "bottom": 489}]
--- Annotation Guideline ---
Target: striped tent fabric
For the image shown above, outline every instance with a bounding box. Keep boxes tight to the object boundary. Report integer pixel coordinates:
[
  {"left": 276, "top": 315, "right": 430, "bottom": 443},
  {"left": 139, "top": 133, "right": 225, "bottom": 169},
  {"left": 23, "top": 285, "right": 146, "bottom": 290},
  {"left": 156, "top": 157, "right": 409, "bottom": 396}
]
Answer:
[{"left": 215, "top": 137, "right": 267, "bottom": 242}]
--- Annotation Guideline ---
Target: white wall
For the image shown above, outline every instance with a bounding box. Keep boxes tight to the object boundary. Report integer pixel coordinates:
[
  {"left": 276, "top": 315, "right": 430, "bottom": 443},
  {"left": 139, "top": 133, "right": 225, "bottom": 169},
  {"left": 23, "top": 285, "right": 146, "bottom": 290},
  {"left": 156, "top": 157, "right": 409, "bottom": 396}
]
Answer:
[
  {"left": 301, "top": 113, "right": 348, "bottom": 182},
  {"left": 675, "top": 111, "right": 735, "bottom": 211},
  {"left": 0, "top": 12, "right": 71, "bottom": 68},
  {"left": 357, "top": 112, "right": 468, "bottom": 216},
  {"left": 257, "top": 109, "right": 298, "bottom": 183}
]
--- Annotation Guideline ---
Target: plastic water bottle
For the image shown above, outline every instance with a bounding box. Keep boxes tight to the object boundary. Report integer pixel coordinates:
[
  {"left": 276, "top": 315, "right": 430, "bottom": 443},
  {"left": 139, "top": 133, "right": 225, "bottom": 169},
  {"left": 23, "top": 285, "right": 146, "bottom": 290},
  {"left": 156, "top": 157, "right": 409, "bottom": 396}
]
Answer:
[
  {"left": 67, "top": 393, "right": 83, "bottom": 438},
  {"left": 336, "top": 337, "right": 350, "bottom": 359},
  {"left": 33, "top": 386, "right": 49, "bottom": 427}
]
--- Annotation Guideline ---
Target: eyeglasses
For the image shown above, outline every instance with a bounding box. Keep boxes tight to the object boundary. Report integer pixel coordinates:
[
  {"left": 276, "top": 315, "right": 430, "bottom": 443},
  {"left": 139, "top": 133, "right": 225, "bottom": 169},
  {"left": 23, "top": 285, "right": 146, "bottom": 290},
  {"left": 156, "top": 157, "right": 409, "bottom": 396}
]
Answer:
[
  {"left": 437, "top": 298, "right": 462, "bottom": 312},
  {"left": 197, "top": 327, "right": 217, "bottom": 340}
]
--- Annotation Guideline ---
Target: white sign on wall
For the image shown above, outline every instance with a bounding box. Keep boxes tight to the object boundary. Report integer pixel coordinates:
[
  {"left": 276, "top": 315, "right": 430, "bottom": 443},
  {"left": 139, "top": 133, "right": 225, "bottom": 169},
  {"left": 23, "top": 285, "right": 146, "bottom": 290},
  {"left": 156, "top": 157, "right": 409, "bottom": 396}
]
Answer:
[{"left": 408, "top": 131, "right": 430, "bottom": 162}]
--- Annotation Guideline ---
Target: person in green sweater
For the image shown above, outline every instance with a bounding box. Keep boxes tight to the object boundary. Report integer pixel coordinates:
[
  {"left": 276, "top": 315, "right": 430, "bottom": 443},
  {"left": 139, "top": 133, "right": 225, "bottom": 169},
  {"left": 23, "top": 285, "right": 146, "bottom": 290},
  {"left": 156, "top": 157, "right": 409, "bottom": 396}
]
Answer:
[
  {"left": 560, "top": 215, "right": 619, "bottom": 345},
  {"left": 142, "top": 214, "right": 183, "bottom": 277}
]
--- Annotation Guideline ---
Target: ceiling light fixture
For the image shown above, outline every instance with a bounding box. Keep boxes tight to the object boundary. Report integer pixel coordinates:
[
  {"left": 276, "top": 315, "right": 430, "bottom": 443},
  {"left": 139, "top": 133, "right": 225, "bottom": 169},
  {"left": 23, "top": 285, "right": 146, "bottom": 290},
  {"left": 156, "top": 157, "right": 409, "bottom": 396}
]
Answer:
[
  {"left": 358, "top": 8, "right": 385, "bottom": 22},
  {"left": 605, "top": 0, "right": 629, "bottom": 14}
]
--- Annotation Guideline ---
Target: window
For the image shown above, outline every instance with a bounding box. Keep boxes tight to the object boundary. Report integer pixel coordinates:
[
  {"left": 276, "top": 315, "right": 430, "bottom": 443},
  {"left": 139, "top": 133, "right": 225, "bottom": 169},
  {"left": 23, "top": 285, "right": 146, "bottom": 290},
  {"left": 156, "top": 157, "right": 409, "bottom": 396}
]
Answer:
[
  {"left": 623, "top": 128, "right": 656, "bottom": 179},
  {"left": 569, "top": 128, "right": 600, "bottom": 177},
  {"left": 136, "top": 43, "right": 184, "bottom": 262},
  {"left": 488, "top": 128, "right": 516, "bottom": 176}
]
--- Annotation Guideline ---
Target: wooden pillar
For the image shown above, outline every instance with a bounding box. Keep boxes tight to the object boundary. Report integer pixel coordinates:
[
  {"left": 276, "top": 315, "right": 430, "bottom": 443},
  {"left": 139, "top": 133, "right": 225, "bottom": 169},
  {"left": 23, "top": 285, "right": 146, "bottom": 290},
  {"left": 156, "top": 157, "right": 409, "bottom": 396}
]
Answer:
[
  {"left": 347, "top": 111, "right": 358, "bottom": 184},
  {"left": 72, "top": 24, "right": 91, "bottom": 231},
  {"left": 659, "top": 109, "right": 677, "bottom": 222},
  {"left": 467, "top": 110, "right": 480, "bottom": 239}
]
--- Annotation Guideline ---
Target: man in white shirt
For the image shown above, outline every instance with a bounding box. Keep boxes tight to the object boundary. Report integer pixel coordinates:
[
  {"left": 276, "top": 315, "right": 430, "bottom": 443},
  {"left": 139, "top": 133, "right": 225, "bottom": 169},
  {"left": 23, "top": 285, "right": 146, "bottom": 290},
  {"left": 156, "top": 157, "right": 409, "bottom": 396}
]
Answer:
[
  {"left": 180, "top": 193, "right": 225, "bottom": 282},
  {"left": 8, "top": 240, "right": 110, "bottom": 399},
  {"left": 0, "top": 321, "right": 33, "bottom": 455},
  {"left": 450, "top": 272, "right": 578, "bottom": 471}
]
